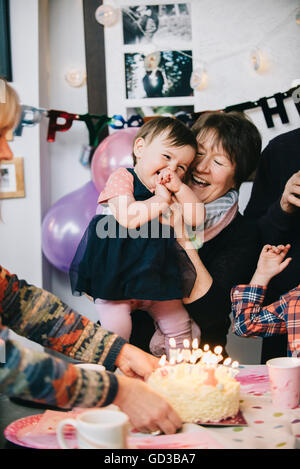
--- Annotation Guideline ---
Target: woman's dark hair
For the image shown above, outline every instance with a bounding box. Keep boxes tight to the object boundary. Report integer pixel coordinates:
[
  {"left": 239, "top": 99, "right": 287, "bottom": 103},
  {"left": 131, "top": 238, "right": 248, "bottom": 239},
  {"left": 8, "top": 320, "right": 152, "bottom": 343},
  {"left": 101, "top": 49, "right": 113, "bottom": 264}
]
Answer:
[
  {"left": 190, "top": 111, "right": 262, "bottom": 189},
  {"left": 132, "top": 116, "right": 197, "bottom": 165}
]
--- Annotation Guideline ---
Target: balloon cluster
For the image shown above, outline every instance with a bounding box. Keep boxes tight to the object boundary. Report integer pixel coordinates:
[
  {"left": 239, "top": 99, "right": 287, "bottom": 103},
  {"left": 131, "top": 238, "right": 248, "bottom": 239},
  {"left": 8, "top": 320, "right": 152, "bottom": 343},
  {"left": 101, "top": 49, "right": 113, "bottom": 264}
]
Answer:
[{"left": 42, "top": 128, "right": 138, "bottom": 272}]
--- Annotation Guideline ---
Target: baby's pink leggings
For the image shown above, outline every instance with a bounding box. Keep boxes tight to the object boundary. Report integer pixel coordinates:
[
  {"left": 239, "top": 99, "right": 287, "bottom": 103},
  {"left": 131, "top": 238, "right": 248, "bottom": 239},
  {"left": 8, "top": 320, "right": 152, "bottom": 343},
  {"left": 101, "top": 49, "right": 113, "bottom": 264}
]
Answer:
[{"left": 95, "top": 298, "right": 195, "bottom": 357}]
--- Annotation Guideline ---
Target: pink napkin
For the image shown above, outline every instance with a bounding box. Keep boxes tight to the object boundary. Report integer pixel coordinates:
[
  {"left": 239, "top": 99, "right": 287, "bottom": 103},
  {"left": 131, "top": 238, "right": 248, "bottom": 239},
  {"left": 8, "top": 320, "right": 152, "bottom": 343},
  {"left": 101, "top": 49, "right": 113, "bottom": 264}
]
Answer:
[{"left": 128, "top": 431, "right": 224, "bottom": 449}]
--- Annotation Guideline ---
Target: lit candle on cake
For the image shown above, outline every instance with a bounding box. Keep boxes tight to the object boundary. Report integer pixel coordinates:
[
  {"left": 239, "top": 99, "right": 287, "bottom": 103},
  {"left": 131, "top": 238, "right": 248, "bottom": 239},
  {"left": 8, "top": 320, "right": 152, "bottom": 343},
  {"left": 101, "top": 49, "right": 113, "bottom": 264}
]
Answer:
[
  {"left": 213, "top": 346, "right": 224, "bottom": 364},
  {"left": 230, "top": 361, "right": 240, "bottom": 377},
  {"left": 158, "top": 354, "right": 168, "bottom": 377},
  {"left": 169, "top": 338, "right": 177, "bottom": 362},
  {"left": 182, "top": 339, "right": 191, "bottom": 362},
  {"left": 203, "top": 367, "right": 218, "bottom": 386},
  {"left": 159, "top": 354, "right": 167, "bottom": 367}
]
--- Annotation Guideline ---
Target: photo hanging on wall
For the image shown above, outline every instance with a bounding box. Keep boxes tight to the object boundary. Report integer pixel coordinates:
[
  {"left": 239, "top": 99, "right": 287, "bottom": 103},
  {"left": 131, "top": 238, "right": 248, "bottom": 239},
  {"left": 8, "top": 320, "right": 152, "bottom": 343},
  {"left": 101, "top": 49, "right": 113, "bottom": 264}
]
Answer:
[
  {"left": 0, "top": 157, "right": 25, "bottom": 199},
  {"left": 125, "top": 50, "right": 194, "bottom": 99},
  {"left": 121, "top": 3, "right": 192, "bottom": 46},
  {"left": 102, "top": 0, "right": 195, "bottom": 122},
  {"left": 127, "top": 104, "right": 195, "bottom": 122}
]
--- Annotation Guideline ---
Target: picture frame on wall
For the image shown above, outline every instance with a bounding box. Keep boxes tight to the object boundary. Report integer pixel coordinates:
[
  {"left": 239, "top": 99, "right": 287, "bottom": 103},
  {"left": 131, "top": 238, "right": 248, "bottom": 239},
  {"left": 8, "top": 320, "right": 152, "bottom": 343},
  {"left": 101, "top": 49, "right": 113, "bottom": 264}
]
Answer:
[
  {"left": 0, "top": 0, "right": 12, "bottom": 81},
  {"left": 83, "top": 0, "right": 194, "bottom": 125},
  {"left": 0, "top": 157, "right": 25, "bottom": 199}
]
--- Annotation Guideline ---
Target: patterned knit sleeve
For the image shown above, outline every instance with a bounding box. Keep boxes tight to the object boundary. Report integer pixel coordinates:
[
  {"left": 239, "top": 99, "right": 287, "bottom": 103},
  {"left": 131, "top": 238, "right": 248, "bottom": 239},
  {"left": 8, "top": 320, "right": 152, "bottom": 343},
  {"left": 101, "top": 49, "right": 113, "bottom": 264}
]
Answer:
[
  {"left": 0, "top": 265, "right": 126, "bottom": 370},
  {"left": 0, "top": 339, "right": 119, "bottom": 408}
]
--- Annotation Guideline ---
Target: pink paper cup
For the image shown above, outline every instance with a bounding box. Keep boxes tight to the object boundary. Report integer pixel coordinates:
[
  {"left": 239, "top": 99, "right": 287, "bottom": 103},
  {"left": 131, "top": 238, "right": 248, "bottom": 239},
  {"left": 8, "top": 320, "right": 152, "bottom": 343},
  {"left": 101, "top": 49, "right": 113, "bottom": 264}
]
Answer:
[{"left": 267, "top": 357, "right": 300, "bottom": 409}]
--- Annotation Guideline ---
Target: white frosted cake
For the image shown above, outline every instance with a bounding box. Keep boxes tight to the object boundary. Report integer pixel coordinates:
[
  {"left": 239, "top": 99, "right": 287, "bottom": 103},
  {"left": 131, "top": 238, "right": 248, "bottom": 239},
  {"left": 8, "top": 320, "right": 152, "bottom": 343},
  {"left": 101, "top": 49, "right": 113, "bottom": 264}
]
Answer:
[{"left": 147, "top": 363, "right": 240, "bottom": 423}]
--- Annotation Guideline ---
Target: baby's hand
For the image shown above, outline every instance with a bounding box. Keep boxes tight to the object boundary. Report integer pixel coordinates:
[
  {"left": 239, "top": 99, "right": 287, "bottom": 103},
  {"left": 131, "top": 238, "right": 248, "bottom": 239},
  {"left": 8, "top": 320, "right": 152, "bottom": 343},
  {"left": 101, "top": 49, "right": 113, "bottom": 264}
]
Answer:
[
  {"left": 154, "top": 180, "right": 172, "bottom": 204},
  {"left": 252, "top": 244, "right": 292, "bottom": 285},
  {"left": 157, "top": 168, "right": 182, "bottom": 193}
]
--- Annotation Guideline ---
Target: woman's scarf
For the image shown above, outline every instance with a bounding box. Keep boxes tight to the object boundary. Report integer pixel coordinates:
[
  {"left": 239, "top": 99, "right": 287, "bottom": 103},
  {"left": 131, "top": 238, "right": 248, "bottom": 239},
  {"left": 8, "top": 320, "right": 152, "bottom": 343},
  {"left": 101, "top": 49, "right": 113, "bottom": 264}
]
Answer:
[
  {"left": 186, "top": 189, "right": 239, "bottom": 249},
  {"left": 204, "top": 189, "right": 239, "bottom": 242}
]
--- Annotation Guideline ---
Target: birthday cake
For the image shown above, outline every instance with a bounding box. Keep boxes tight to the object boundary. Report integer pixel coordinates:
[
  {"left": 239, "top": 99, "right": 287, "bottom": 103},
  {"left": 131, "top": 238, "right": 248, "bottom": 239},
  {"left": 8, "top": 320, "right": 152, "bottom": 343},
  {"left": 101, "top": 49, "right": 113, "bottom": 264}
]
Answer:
[{"left": 147, "top": 362, "right": 240, "bottom": 423}]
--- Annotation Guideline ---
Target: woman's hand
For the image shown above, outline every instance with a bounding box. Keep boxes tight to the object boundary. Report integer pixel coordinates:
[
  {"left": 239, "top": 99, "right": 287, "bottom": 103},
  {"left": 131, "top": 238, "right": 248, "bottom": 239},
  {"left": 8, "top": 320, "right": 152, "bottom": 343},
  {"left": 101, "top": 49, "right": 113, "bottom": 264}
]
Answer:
[
  {"left": 115, "top": 343, "right": 160, "bottom": 380},
  {"left": 251, "top": 244, "right": 292, "bottom": 286},
  {"left": 114, "top": 375, "right": 182, "bottom": 434}
]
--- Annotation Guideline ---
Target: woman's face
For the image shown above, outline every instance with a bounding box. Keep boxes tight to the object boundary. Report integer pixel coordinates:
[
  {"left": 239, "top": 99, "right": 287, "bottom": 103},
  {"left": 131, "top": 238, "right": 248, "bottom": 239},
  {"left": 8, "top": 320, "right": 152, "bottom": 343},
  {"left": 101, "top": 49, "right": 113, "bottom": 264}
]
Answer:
[{"left": 188, "top": 131, "right": 236, "bottom": 203}]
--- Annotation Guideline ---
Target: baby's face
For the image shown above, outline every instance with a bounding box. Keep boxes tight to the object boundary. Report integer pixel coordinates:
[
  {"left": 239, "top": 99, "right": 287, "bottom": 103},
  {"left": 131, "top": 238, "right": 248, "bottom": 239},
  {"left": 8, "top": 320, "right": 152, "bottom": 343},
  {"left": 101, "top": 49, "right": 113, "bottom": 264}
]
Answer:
[{"left": 133, "top": 132, "right": 195, "bottom": 190}]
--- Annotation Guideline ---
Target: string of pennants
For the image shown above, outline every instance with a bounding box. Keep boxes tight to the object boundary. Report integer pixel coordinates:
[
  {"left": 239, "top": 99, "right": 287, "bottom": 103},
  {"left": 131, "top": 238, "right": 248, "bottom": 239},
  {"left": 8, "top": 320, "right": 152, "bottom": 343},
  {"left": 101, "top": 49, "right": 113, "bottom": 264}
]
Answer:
[{"left": 14, "top": 86, "right": 300, "bottom": 164}]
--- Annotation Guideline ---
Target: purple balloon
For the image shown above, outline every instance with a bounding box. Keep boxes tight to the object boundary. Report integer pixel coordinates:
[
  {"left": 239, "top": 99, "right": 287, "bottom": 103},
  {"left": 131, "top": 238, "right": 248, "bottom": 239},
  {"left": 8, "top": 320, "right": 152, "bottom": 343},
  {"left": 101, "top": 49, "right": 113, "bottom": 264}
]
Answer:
[{"left": 42, "top": 180, "right": 100, "bottom": 272}]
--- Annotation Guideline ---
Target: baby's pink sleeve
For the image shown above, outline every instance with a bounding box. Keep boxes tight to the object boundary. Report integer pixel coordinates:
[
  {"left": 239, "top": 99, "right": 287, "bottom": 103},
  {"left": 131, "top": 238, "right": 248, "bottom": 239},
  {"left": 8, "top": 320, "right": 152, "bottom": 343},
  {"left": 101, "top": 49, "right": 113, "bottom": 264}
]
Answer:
[{"left": 98, "top": 168, "right": 134, "bottom": 204}]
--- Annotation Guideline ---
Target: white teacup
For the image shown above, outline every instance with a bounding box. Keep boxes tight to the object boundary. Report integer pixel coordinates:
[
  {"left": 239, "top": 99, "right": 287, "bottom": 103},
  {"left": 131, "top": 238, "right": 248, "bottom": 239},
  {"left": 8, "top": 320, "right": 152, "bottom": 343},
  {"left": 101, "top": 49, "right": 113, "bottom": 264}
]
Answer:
[{"left": 57, "top": 409, "right": 129, "bottom": 449}]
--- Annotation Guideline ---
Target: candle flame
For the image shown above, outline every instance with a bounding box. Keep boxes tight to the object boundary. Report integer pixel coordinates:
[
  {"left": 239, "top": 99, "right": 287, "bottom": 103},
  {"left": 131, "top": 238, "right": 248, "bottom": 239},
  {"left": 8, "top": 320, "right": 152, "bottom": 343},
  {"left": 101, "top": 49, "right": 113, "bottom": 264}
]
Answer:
[
  {"left": 214, "top": 346, "right": 223, "bottom": 355},
  {"left": 190, "top": 354, "right": 197, "bottom": 364},
  {"left": 183, "top": 339, "right": 190, "bottom": 349},
  {"left": 169, "top": 338, "right": 176, "bottom": 348},
  {"left": 169, "top": 357, "right": 176, "bottom": 365},
  {"left": 223, "top": 357, "right": 232, "bottom": 366},
  {"left": 159, "top": 354, "right": 167, "bottom": 367},
  {"left": 231, "top": 361, "right": 239, "bottom": 369},
  {"left": 203, "top": 344, "right": 210, "bottom": 352},
  {"left": 192, "top": 338, "right": 199, "bottom": 349}
]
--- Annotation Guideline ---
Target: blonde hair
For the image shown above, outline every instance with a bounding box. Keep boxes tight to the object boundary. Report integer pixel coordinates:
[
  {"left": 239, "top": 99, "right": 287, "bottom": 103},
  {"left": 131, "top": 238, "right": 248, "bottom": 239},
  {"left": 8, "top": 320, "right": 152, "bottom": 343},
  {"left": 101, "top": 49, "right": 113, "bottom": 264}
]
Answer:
[{"left": 0, "top": 78, "right": 21, "bottom": 136}]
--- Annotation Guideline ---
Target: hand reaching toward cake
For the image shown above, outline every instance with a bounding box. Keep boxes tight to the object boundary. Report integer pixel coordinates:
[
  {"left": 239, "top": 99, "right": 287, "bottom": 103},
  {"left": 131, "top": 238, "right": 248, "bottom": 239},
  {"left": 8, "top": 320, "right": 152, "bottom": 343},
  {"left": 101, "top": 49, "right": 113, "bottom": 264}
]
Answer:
[
  {"left": 115, "top": 343, "right": 160, "bottom": 380},
  {"left": 114, "top": 375, "right": 182, "bottom": 434}
]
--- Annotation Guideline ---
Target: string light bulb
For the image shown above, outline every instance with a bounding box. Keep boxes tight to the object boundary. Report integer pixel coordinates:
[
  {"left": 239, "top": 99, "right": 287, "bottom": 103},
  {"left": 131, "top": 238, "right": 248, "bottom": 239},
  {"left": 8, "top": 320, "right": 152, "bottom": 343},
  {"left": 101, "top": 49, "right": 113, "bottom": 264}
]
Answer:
[
  {"left": 250, "top": 48, "right": 266, "bottom": 72},
  {"left": 95, "top": 4, "right": 119, "bottom": 27},
  {"left": 65, "top": 69, "right": 86, "bottom": 87},
  {"left": 190, "top": 64, "right": 207, "bottom": 90}
]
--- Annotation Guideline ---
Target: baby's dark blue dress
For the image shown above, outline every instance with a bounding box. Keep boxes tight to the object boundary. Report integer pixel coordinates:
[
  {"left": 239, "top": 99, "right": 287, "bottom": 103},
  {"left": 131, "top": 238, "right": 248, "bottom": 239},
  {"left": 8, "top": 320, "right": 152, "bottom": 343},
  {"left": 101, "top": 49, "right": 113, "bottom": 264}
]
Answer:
[{"left": 70, "top": 168, "right": 196, "bottom": 301}]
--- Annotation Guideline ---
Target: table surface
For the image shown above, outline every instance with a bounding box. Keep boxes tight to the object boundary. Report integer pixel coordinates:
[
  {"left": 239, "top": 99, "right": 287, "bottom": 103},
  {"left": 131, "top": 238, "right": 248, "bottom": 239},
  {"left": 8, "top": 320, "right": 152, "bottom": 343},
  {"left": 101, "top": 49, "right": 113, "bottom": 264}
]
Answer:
[{"left": 1, "top": 365, "right": 299, "bottom": 450}]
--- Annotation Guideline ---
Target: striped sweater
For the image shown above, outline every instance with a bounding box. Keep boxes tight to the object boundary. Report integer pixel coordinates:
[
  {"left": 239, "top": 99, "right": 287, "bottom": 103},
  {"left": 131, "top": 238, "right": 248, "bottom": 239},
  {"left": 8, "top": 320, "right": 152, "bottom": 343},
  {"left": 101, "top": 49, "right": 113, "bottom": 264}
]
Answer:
[{"left": 0, "top": 265, "right": 126, "bottom": 408}]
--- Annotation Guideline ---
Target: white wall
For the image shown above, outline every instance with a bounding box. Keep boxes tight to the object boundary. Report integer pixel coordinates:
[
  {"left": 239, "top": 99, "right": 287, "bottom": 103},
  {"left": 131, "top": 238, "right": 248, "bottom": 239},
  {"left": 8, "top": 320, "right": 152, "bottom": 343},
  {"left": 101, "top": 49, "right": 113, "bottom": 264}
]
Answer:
[
  {"left": 1, "top": 0, "right": 42, "bottom": 285},
  {"left": 2, "top": 0, "right": 300, "bottom": 363},
  {"left": 1, "top": 0, "right": 45, "bottom": 350}
]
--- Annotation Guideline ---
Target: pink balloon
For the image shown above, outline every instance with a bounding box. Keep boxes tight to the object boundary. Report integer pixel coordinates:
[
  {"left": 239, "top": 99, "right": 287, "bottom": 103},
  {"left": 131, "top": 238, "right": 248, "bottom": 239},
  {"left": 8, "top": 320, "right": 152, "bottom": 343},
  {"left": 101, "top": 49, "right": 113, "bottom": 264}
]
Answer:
[
  {"left": 42, "top": 181, "right": 100, "bottom": 272},
  {"left": 91, "top": 127, "right": 138, "bottom": 192}
]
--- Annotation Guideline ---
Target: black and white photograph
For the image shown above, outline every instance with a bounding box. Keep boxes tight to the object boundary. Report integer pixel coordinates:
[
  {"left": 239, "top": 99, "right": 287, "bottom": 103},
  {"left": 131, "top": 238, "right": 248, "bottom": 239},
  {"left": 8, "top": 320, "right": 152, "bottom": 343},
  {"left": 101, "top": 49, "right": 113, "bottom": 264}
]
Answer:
[
  {"left": 127, "top": 105, "right": 194, "bottom": 123},
  {"left": 122, "top": 3, "right": 192, "bottom": 45},
  {"left": 125, "top": 50, "right": 193, "bottom": 99},
  {"left": 0, "top": 158, "right": 25, "bottom": 199}
]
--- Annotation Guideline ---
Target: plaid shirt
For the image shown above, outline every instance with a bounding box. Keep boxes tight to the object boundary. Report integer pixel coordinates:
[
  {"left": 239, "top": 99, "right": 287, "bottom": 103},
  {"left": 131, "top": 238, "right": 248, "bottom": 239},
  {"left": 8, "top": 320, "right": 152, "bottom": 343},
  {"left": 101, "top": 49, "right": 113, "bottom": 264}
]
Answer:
[{"left": 231, "top": 284, "right": 300, "bottom": 357}]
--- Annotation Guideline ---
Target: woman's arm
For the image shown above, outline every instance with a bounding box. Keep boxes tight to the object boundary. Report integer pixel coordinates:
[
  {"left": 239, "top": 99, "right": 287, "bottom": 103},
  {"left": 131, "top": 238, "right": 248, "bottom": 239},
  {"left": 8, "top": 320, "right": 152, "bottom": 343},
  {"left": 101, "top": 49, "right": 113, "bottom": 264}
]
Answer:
[
  {"left": 0, "top": 340, "right": 118, "bottom": 408},
  {"left": 181, "top": 217, "right": 261, "bottom": 347},
  {"left": 0, "top": 340, "right": 182, "bottom": 433},
  {"left": 0, "top": 266, "right": 159, "bottom": 378},
  {"left": 0, "top": 266, "right": 123, "bottom": 370}
]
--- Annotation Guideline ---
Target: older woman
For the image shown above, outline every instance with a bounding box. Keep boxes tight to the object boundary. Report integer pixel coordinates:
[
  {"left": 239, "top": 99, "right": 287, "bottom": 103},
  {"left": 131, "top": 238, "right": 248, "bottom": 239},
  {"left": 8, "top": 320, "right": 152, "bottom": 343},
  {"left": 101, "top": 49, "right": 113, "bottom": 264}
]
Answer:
[
  {"left": 131, "top": 111, "right": 262, "bottom": 357},
  {"left": 0, "top": 79, "right": 181, "bottom": 435}
]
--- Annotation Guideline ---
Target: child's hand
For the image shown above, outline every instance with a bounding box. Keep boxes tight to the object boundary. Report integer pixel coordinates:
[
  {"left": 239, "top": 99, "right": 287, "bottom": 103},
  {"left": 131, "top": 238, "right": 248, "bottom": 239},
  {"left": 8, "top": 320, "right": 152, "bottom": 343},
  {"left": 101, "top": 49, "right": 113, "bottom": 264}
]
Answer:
[
  {"left": 154, "top": 179, "right": 172, "bottom": 204},
  {"left": 157, "top": 168, "right": 182, "bottom": 193},
  {"left": 251, "top": 244, "right": 292, "bottom": 286}
]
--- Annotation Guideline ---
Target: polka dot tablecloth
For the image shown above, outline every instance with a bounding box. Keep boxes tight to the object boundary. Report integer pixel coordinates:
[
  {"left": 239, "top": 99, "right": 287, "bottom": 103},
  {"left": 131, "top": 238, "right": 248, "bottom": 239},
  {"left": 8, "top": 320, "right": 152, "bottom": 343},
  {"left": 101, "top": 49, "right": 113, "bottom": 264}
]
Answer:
[{"left": 180, "top": 365, "right": 300, "bottom": 449}]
